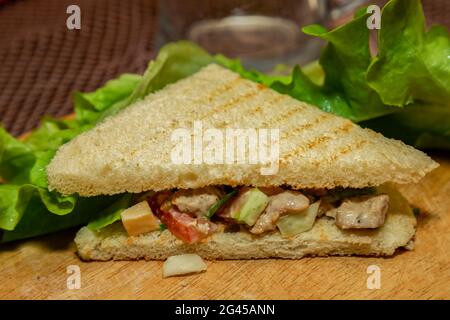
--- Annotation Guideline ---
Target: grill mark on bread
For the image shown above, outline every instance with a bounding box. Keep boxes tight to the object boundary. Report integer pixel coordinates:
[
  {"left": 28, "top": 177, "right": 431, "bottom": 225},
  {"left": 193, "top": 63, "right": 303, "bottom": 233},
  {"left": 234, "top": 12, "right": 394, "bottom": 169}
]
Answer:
[
  {"left": 260, "top": 100, "right": 306, "bottom": 127},
  {"left": 245, "top": 94, "right": 287, "bottom": 121},
  {"left": 199, "top": 84, "right": 267, "bottom": 121},
  {"left": 201, "top": 76, "right": 243, "bottom": 103},
  {"left": 280, "top": 113, "right": 333, "bottom": 139},
  {"left": 256, "top": 83, "right": 267, "bottom": 90},
  {"left": 156, "top": 84, "right": 278, "bottom": 136},
  {"left": 208, "top": 95, "right": 284, "bottom": 129},
  {"left": 328, "top": 139, "right": 368, "bottom": 162},
  {"left": 310, "top": 139, "right": 369, "bottom": 167},
  {"left": 281, "top": 121, "right": 355, "bottom": 162}
]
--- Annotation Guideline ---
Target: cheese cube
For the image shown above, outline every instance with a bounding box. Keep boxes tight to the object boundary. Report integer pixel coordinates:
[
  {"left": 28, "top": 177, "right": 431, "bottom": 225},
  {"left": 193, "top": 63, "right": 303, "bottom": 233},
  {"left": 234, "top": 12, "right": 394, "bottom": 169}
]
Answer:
[{"left": 121, "top": 201, "right": 160, "bottom": 236}]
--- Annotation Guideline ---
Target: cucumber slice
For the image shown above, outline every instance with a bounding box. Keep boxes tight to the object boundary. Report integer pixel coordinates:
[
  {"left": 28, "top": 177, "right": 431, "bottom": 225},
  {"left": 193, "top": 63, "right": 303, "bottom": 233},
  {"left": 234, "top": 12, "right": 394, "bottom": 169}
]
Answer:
[{"left": 232, "top": 188, "right": 269, "bottom": 226}]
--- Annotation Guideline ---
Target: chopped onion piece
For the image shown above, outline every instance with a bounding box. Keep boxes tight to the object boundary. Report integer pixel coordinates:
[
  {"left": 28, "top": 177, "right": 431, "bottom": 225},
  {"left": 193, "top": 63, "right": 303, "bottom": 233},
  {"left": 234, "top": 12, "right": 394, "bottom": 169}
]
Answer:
[
  {"left": 276, "top": 201, "right": 320, "bottom": 237},
  {"left": 162, "top": 254, "right": 207, "bottom": 278}
]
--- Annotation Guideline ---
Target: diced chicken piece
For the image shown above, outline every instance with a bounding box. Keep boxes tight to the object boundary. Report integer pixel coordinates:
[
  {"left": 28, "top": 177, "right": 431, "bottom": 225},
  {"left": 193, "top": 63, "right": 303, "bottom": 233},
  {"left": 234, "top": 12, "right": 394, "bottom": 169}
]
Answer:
[
  {"left": 172, "top": 187, "right": 222, "bottom": 217},
  {"left": 334, "top": 194, "right": 389, "bottom": 229},
  {"left": 250, "top": 191, "right": 310, "bottom": 234},
  {"left": 121, "top": 201, "right": 160, "bottom": 236}
]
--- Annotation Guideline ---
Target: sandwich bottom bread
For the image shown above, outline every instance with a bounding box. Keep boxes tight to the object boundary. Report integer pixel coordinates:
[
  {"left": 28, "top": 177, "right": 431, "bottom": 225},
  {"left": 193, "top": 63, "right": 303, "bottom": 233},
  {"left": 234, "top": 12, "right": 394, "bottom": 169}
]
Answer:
[{"left": 75, "top": 184, "right": 416, "bottom": 260}]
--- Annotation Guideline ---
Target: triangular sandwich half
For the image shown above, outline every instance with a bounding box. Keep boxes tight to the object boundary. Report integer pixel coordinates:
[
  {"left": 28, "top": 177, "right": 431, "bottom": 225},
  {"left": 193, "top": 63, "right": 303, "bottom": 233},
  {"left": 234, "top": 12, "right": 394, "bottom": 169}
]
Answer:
[{"left": 47, "top": 64, "right": 438, "bottom": 260}]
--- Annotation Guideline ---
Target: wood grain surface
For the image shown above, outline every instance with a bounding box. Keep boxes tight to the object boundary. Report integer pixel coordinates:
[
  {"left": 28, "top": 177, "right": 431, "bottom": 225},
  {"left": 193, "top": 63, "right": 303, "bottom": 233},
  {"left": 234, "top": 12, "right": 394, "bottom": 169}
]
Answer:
[{"left": 0, "top": 154, "right": 449, "bottom": 300}]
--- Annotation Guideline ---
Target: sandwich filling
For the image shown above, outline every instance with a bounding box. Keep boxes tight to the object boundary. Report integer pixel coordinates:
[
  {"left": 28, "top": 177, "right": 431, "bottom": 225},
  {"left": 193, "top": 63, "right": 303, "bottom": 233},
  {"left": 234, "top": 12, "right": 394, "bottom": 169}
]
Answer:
[{"left": 123, "top": 186, "right": 390, "bottom": 244}]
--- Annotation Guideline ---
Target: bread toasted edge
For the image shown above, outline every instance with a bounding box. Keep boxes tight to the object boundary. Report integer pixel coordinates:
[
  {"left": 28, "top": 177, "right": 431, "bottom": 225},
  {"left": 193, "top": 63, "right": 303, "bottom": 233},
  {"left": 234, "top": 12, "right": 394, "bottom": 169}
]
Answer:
[{"left": 75, "top": 185, "right": 416, "bottom": 261}]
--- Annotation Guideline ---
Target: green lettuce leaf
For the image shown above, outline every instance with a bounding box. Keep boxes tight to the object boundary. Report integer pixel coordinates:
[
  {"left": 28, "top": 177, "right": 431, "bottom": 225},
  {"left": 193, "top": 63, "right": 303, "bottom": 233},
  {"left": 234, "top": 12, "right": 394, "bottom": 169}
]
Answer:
[
  {"left": 362, "top": 102, "right": 450, "bottom": 149},
  {"left": 87, "top": 194, "right": 132, "bottom": 231},
  {"left": 97, "top": 41, "right": 213, "bottom": 122},
  {"left": 0, "top": 127, "right": 35, "bottom": 184},
  {"left": 1, "top": 195, "right": 121, "bottom": 242},
  {"left": 302, "top": 14, "right": 395, "bottom": 122},
  {"left": 23, "top": 117, "right": 87, "bottom": 152},
  {"left": 270, "top": 66, "right": 354, "bottom": 118},
  {"left": 215, "top": 55, "right": 290, "bottom": 86},
  {"left": 75, "top": 74, "right": 142, "bottom": 125},
  {"left": 0, "top": 185, "right": 31, "bottom": 231},
  {"left": 367, "top": 0, "right": 450, "bottom": 106},
  {"left": 0, "top": 184, "right": 76, "bottom": 231}
]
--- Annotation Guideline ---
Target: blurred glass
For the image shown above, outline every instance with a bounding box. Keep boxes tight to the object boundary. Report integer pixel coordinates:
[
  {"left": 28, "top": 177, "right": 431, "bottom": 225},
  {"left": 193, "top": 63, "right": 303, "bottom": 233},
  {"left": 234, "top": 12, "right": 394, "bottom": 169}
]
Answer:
[{"left": 157, "top": 0, "right": 370, "bottom": 71}]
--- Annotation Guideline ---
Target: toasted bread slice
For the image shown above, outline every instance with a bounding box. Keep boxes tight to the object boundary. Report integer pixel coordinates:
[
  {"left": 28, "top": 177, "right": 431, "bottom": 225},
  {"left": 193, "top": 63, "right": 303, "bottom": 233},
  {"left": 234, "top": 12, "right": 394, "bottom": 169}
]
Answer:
[
  {"left": 75, "top": 185, "right": 416, "bottom": 260},
  {"left": 47, "top": 64, "right": 438, "bottom": 196}
]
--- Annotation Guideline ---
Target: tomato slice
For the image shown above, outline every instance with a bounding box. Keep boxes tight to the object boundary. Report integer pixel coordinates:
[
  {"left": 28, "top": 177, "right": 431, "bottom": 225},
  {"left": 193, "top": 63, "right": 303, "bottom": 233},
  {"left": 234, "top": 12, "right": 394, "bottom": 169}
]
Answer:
[{"left": 161, "top": 208, "right": 210, "bottom": 244}]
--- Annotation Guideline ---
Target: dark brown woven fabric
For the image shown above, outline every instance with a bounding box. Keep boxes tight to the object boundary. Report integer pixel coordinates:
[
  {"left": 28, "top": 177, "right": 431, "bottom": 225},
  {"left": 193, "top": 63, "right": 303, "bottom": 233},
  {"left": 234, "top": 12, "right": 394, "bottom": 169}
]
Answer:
[
  {"left": 0, "top": 0, "right": 158, "bottom": 136},
  {"left": 423, "top": 0, "right": 450, "bottom": 27}
]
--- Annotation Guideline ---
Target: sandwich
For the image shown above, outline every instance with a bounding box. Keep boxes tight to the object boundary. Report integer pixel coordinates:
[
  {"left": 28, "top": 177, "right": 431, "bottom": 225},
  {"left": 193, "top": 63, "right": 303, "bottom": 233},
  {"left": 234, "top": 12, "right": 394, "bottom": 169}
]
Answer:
[{"left": 46, "top": 64, "right": 438, "bottom": 261}]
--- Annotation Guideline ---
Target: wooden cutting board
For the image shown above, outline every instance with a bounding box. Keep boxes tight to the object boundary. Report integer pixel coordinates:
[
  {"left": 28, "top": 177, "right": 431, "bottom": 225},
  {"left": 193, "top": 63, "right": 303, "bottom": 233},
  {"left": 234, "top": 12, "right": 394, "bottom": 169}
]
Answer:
[{"left": 1, "top": 154, "right": 449, "bottom": 300}]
